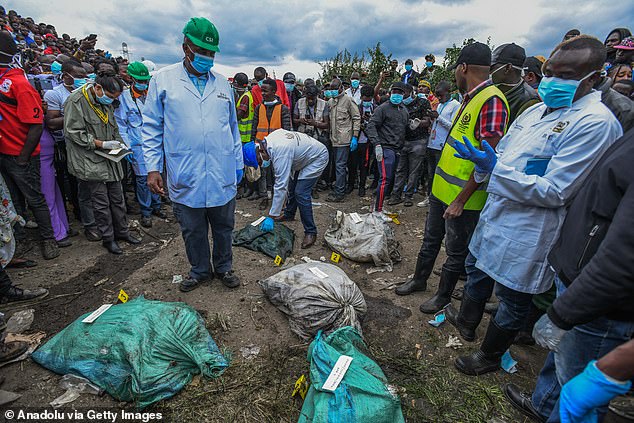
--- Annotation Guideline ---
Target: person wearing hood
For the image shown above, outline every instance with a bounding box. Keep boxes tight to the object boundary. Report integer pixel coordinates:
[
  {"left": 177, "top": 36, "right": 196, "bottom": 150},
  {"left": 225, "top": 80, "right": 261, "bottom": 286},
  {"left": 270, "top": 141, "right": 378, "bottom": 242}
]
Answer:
[{"left": 604, "top": 27, "right": 632, "bottom": 65}]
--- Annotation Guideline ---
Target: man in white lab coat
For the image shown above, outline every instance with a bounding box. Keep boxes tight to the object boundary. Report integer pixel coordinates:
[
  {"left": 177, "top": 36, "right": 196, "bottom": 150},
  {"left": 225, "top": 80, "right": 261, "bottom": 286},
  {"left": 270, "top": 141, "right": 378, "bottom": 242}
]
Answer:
[
  {"left": 142, "top": 17, "right": 243, "bottom": 292},
  {"left": 255, "top": 129, "right": 329, "bottom": 249},
  {"left": 445, "top": 36, "right": 624, "bottom": 376}
]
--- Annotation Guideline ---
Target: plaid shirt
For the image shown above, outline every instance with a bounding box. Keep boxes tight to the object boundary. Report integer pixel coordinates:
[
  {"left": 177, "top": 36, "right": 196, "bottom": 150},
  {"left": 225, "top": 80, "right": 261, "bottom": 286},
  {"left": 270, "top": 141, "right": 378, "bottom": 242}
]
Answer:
[{"left": 459, "top": 79, "right": 508, "bottom": 141}]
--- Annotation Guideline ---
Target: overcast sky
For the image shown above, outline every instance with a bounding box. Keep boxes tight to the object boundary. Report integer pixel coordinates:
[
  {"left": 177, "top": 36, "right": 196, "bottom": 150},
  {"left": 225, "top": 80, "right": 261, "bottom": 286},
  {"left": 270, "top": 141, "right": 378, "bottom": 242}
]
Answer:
[{"left": 7, "top": 0, "right": 632, "bottom": 79}]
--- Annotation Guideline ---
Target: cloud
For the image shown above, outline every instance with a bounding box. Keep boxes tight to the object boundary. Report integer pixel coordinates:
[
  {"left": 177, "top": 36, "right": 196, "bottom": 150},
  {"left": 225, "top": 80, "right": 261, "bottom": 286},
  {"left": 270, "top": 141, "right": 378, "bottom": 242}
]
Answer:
[{"left": 5, "top": 0, "right": 630, "bottom": 79}]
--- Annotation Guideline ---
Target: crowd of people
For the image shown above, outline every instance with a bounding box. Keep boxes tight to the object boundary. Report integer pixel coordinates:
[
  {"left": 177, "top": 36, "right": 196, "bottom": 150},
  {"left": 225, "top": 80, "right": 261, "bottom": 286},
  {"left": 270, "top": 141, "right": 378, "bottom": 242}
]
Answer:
[{"left": 0, "top": 6, "right": 633, "bottom": 422}]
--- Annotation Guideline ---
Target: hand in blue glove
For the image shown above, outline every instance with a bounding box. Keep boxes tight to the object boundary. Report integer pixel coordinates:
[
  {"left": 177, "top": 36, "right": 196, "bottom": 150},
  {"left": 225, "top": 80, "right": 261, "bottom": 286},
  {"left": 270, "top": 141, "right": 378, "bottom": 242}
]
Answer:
[
  {"left": 350, "top": 136, "right": 358, "bottom": 152},
  {"left": 560, "top": 360, "right": 632, "bottom": 423},
  {"left": 532, "top": 314, "right": 568, "bottom": 352},
  {"left": 453, "top": 135, "right": 497, "bottom": 174},
  {"left": 236, "top": 168, "right": 244, "bottom": 184},
  {"left": 260, "top": 217, "right": 274, "bottom": 232}
]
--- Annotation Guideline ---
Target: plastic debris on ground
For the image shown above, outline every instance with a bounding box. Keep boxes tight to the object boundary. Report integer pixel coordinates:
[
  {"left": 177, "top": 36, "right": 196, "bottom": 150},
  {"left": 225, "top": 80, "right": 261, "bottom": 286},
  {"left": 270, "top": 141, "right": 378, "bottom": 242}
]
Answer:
[
  {"left": 445, "top": 335, "right": 463, "bottom": 349},
  {"left": 171, "top": 274, "right": 183, "bottom": 284},
  {"left": 259, "top": 263, "right": 367, "bottom": 341},
  {"left": 239, "top": 345, "right": 261, "bottom": 360},
  {"left": 50, "top": 374, "right": 103, "bottom": 408},
  {"left": 32, "top": 297, "right": 229, "bottom": 409},
  {"left": 233, "top": 222, "right": 295, "bottom": 261},
  {"left": 298, "top": 326, "right": 405, "bottom": 423},
  {"left": 0, "top": 332, "right": 46, "bottom": 368},
  {"left": 0, "top": 389, "right": 21, "bottom": 406},
  {"left": 6, "top": 309, "right": 35, "bottom": 333},
  {"left": 428, "top": 310, "right": 446, "bottom": 327},
  {"left": 501, "top": 350, "right": 518, "bottom": 374},
  {"left": 325, "top": 211, "right": 401, "bottom": 272}
]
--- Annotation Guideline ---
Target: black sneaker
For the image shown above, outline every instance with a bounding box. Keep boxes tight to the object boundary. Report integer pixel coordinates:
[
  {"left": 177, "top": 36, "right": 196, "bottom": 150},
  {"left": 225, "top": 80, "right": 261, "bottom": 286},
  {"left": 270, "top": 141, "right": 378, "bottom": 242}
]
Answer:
[
  {"left": 140, "top": 216, "right": 153, "bottom": 228},
  {"left": 0, "top": 286, "right": 49, "bottom": 306},
  {"left": 179, "top": 276, "right": 207, "bottom": 292},
  {"left": 41, "top": 239, "right": 60, "bottom": 260},
  {"left": 503, "top": 384, "right": 546, "bottom": 422},
  {"left": 215, "top": 270, "right": 240, "bottom": 288},
  {"left": 84, "top": 228, "right": 102, "bottom": 242},
  {"left": 326, "top": 194, "right": 344, "bottom": 203},
  {"left": 0, "top": 341, "right": 29, "bottom": 364}
]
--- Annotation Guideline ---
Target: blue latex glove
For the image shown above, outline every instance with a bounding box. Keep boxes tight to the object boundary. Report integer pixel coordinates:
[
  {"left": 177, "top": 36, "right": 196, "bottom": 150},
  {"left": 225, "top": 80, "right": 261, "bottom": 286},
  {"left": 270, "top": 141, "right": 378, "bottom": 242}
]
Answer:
[
  {"left": 260, "top": 217, "right": 274, "bottom": 232},
  {"left": 453, "top": 135, "right": 497, "bottom": 174},
  {"left": 350, "top": 136, "right": 358, "bottom": 152},
  {"left": 560, "top": 360, "right": 632, "bottom": 423},
  {"left": 532, "top": 314, "right": 568, "bottom": 352},
  {"left": 236, "top": 168, "right": 244, "bottom": 184}
]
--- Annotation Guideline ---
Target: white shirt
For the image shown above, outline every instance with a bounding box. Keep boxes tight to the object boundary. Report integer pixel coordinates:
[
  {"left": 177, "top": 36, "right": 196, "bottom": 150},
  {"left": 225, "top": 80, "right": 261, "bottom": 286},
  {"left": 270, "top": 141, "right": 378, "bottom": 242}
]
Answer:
[
  {"left": 345, "top": 87, "right": 361, "bottom": 105},
  {"left": 428, "top": 99, "right": 460, "bottom": 150},
  {"left": 470, "top": 91, "right": 623, "bottom": 294}
]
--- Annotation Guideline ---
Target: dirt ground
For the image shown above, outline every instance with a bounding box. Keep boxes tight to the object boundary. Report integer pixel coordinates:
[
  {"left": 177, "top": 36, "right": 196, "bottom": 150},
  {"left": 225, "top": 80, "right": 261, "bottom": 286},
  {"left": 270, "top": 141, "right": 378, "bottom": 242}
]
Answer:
[{"left": 0, "top": 188, "right": 548, "bottom": 423}]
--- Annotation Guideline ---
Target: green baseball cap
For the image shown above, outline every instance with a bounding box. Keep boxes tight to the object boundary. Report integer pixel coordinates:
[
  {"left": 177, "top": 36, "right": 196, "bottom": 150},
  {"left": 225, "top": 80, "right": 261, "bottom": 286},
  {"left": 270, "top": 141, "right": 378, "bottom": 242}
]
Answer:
[
  {"left": 127, "top": 61, "right": 151, "bottom": 81},
  {"left": 182, "top": 17, "right": 220, "bottom": 52}
]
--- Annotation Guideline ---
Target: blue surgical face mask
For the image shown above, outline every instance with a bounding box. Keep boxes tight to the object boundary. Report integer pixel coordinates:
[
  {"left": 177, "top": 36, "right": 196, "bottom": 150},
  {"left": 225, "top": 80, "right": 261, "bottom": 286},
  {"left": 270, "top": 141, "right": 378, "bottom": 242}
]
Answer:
[
  {"left": 537, "top": 70, "right": 596, "bottom": 109},
  {"left": 87, "top": 73, "right": 96, "bottom": 81},
  {"left": 51, "top": 61, "right": 62, "bottom": 75},
  {"left": 134, "top": 82, "right": 148, "bottom": 91},
  {"left": 261, "top": 159, "right": 271, "bottom": 168},
  {"left": 95, "top": 86, "right": 114, "bottom": 105},
  {"left": 351, "top": 79, "right": 360, "bottom": 89},
  {"left": 188, "top": 46, "right": 214, "bottom": 73},
  {"left": 258, "top": 79, "right": 264, "bottom": 87},
  {"left": 403, "top": 96, "right": 414, "bottom": 105},
  {"left": 284, "top": 82, "right": 295, "bottom": 92},
  {"left": 73, "top": 78, "right": 87, "bottom": 89},
  {"left": 425, "top": 61, "right": 433, "bottom": 68},
  {"left": 263, "top": 100, "right": 277, "bottom": 106},
  {"left": 405, "top": 65, "right": 413, "bottom": 72},
  {"left": 417, "top": 92, "right": 425, "bottom": 99},
  {"left": 362, "top": 100, "right": 372, "bottom": 107},
  {"left": 390, "top": 93, "right": 403, "bottom": 105}
]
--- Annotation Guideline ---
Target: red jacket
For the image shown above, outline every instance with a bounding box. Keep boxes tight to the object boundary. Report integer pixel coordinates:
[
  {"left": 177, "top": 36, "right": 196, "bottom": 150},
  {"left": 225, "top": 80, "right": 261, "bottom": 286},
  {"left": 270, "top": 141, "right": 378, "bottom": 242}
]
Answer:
[{"left": 251, "top": 79, "right": 290, "bottom": 108}]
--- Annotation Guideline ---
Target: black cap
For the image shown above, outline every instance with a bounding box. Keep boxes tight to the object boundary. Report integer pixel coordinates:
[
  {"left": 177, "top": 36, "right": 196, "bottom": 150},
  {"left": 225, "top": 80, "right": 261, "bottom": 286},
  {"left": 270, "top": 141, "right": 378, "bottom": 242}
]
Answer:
[
  {"left": 449, "top": 42, "right": 491, "bottom": 70},
  {"left": 283, "top": 72, "right": 296, "bottom": 83},
  {"left": 233, "top": 72, "right": 249, "bottom": 88},
  {"left": 491, "top": 43, "right": 526, "bottom": 67},
  {"left": 523, "top": 56, "right": 544, "bottom": 77},
  {"left": 391, "top": 81, "right": 411, "bottom": 93}
]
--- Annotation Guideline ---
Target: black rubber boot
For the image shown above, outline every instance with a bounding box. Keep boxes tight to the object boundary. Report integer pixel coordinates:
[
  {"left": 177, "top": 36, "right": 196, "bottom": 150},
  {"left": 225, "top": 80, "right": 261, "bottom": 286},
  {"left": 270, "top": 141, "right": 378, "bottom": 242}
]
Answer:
[
  {"left": 445, "top": 291, "right": 486, "bottom": 342},
  {"left": 395, "top": 255, "right": 428, "bottom": 296},
  {"left": 455, "top": 320, "right": 516, "bottom": 376},
  {"left": 419, "top": 268, "right": 460, "bottom": 314}
]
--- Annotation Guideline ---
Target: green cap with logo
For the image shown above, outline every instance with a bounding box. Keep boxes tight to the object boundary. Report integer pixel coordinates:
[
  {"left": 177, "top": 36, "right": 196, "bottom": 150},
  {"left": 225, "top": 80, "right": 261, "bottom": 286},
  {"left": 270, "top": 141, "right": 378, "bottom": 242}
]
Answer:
[
  {"left": 127, "top": 61, "right": 151, "bottom": 81},
  {"left": 182, "top": 17, "right": 220, "bottom": 52}
]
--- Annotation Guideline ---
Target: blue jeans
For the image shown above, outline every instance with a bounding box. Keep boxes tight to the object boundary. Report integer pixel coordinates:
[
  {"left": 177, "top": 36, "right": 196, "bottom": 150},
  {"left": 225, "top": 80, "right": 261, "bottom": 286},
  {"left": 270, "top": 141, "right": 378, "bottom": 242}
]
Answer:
[
  {"left": 172, "top": 199, "right": 235, "bottom": 280},
  {"left": 333, "top": 146, "right": 350, "bottom": 196},
  {"left": 463, "top": 252, "right": 534, "bottom": 331},
  {"left": 135, "top": 175, "right": 161, "bottom": 217},
  {"left": 375, "top": 147, "right": 398, "bottom": 212},
  {"left": 284, "top": 175, "right": 318, "bottom": 235},
  {"left": 531, "top": 278, "right": 634, "bottom": 422}
]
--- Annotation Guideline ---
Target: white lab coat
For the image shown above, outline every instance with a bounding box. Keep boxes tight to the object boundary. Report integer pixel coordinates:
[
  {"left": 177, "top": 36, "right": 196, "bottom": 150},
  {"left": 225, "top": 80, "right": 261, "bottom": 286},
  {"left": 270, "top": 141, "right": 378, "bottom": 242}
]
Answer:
[
  {"left": 266, "top": 129, "right": 329, "bottom": 216},
  {"left": 141, "top": 62, "right": 243, "bottom": 208},
  {"left": 470, "top": 91, "right": 623, "bottom": 294}
]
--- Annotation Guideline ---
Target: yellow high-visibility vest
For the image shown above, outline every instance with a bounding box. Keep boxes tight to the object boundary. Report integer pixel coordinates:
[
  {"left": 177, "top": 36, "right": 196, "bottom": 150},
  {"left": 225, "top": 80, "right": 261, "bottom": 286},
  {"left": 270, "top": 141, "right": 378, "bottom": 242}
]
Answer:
[
  {"left": 237, "top": 91, "right": 254, "bottom": 143},
  {"left": 432, "top": 84, "right": 509, "bottom": 210}
]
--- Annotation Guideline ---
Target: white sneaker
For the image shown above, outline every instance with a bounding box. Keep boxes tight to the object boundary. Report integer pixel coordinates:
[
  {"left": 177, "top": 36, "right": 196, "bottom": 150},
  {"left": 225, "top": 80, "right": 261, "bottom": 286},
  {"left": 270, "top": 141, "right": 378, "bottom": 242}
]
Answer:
[
  {"left": 417, "top": 198, "right": 430, "bottom": 208},
  {"left": 25, "top": 220, "right": 39, "bottom": 229}
]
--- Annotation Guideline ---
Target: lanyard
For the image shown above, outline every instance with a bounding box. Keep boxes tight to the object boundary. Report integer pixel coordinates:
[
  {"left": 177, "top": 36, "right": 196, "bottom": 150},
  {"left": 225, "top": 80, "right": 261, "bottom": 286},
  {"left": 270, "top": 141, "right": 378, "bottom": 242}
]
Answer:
[{"left": 82, "top": 85, "right": 109, "bottom": 124}]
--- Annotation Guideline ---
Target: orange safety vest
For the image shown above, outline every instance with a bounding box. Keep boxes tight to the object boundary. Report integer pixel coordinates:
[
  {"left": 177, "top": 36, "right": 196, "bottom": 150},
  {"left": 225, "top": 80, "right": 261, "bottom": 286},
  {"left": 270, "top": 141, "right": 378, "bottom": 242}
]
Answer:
[{"left": 255, "top": 104, "right": 282, "bottom": 141}]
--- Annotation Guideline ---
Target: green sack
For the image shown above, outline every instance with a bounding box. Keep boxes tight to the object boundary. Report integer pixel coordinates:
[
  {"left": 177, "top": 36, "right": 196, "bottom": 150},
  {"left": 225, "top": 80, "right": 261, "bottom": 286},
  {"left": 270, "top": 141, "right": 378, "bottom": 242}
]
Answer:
[
  {"left": 232, "top": 222, "right": 295, "bottom": 260},
  {"left": 298, "top": 327, "right": 405, "bottom": 423},
  {"left": 32, "top": 297, "right": 229, "bottom": 409}
]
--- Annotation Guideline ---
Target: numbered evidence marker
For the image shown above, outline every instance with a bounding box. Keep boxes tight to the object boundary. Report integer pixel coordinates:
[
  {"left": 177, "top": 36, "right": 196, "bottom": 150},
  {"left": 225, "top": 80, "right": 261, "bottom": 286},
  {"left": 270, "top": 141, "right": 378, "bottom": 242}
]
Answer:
[
  {"left": 291, "top": 374, "right": 309, "bottom": 399},
  {"left": 274, "top": 255, "right": 283, "bottom": 266},
  {"left": 330, "top": 252, "right": 341, "bottom": 263},
  {"left": 118, "top": 289, "right": 129, "bottom": 303}
]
